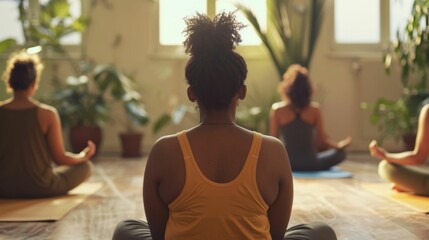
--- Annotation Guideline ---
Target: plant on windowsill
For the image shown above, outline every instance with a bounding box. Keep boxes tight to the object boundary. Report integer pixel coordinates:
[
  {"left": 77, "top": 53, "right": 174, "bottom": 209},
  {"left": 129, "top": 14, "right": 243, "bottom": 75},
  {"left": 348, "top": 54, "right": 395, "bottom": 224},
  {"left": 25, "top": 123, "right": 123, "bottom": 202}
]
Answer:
[{"left": 363, "top": 0, "right": 429, "bottom": 150}]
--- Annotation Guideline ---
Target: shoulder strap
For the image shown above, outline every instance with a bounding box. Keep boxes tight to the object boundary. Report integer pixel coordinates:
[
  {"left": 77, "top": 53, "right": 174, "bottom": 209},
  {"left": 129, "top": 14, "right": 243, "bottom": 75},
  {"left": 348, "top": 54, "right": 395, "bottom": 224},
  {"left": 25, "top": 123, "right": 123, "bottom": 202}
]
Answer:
[
  {"left": 176, "top": 131, "right": 191, "bottom": 159},
  {"left": 248, "top": 132, "right": 263, "bottom": 159}
]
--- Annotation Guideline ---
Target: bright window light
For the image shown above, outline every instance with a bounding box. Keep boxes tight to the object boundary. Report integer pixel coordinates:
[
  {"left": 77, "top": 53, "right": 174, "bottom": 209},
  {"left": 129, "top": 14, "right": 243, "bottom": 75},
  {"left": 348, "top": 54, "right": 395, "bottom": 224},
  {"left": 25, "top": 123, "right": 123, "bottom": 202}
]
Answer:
[
  {"left": 159, "top": 0, "right": 207, "bottom": 45},
  {"left": 159, "top": 0, "right": 266, "bottom": 46},
  {"left": 390, "top": 0, "right": 415, "bottom": 41},
  {"left": 0, "top": 1, "right": 25, "bottom": 44},
  {"left": 334, "top": 0, "right": 380, "bottom": 44}
]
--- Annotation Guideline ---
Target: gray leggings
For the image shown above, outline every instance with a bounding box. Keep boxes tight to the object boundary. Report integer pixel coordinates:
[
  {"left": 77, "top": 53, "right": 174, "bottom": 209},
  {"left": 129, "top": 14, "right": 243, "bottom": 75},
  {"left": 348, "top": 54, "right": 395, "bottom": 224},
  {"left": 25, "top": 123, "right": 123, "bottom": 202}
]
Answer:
[
  {"left": 49, "top": 161, "right": 93, "bottom": 196},
  {"left": 112, "top": 219, "right": 337, "bottom": 240},
  {"left": 378, "top": 160, "right": 429, "bottom": 196}
]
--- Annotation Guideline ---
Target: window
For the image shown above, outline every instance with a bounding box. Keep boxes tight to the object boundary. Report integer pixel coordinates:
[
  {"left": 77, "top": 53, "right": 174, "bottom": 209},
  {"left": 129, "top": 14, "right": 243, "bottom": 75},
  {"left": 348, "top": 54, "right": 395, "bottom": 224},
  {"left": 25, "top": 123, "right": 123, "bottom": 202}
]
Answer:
[
  {"left": 156, "top": 0, "right": 267, "bottom": 58},
  {"left": 332, "top": 0, "right": 415, "bottom": 56},
  {"left": 0, "top": 0, "right": 83, "bottom": 46}
]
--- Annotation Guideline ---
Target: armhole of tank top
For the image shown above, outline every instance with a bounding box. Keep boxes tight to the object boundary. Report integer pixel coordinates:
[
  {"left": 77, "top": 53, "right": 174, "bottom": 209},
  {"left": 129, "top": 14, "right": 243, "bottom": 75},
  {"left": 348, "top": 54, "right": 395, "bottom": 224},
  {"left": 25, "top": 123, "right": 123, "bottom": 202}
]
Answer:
[
  {"left": 168, "top": 131, "right": 191, "bottom": 209},
  {"left": 251, "top": 133, "right": 269, "bottom": 209}
]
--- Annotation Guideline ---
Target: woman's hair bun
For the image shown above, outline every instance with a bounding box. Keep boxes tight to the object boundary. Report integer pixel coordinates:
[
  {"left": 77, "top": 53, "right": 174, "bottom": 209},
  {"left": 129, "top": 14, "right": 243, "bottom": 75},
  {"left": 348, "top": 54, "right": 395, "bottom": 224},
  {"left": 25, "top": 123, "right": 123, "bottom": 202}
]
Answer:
[{"left": 183, "top": 11, "right": 245, "bottom": 57}]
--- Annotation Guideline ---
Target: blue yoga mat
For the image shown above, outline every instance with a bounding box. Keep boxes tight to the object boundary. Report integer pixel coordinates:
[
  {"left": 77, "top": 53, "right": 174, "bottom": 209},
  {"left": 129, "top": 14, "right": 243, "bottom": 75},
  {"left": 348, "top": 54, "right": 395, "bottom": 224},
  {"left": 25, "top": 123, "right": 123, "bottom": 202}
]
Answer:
[{"left": 292, "top": 167, "right": 353, "bottom": 179}]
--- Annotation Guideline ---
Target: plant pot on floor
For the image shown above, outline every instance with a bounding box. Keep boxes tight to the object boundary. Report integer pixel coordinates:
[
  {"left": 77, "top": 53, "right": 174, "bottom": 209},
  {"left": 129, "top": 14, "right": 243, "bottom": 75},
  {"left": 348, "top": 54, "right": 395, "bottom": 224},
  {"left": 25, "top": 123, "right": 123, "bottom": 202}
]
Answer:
[
  {"left": 119, "top": 132, "right": 143, "bottom": 158},
  {"left": 69, "top": 125, "right": 102, "bottom": 155}
]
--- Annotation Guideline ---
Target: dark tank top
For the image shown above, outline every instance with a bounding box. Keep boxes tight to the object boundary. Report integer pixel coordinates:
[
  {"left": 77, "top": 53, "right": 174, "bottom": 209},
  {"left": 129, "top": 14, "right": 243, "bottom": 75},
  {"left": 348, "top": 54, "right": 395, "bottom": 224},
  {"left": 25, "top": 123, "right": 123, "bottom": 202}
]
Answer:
[
  {"left": 279, "top": 112, "right": 318, "bottom": 171},
  {"left": 0, "top": 106, "right": 56, "bottom": 197}
]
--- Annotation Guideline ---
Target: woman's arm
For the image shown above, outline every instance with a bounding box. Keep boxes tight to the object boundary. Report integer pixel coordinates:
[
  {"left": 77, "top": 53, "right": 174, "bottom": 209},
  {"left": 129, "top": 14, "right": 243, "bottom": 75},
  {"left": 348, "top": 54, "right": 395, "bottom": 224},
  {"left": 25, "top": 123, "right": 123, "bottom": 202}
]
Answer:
[
  {"left": 45, "top": 107, "right": 96, "bottom": 165},
  {"left": 264, "top": 138, "right": 293, "bottom": 239},
  {"left": 314, "top": 106, "right": 352, "bottom": 149},
  {"left": 369, "top": 105, "right": 429, "bottom": 165},
  {"left": 143, "top": 139, "right": 170, "bottom": 240}
]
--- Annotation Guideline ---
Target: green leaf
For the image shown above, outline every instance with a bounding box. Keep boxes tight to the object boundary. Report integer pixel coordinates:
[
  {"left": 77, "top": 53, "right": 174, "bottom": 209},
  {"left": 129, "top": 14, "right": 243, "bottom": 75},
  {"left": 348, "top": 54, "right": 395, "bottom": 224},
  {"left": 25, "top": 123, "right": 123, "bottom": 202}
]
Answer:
[
  {"left": 125, "top": 101, "right": 149, "bottom": 126},
  {"left": 153, "top": 114, "right": 172, "bottom": 134},
  {"left": 0, "top": 39, "right": 17, "bottom": 55},
  {"left": 51, "top": 0, "right": 71, "bottom": 18},
  {"left": 71, "top": 17, "right": 89, "bottom": 32}
]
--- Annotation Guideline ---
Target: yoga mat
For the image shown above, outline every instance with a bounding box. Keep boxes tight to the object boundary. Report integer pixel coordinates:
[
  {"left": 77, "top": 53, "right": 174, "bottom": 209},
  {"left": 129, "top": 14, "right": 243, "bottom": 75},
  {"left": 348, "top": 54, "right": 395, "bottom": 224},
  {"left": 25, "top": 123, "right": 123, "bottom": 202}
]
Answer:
[
  {"left": 0, "top": 182, "right": 103, "bottom": 222},
  {"left": 292, "top": 167, "right": 353, "bottom": 179},
  {"left": 362, "top": 183, "right": 429, "bottom": 213}
]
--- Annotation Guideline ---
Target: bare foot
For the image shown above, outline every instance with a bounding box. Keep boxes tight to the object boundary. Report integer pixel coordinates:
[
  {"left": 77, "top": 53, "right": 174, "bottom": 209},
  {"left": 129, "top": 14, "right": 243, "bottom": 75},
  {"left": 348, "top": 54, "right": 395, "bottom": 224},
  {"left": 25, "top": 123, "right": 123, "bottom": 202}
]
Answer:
[{"left": 392, "top": 184, "right": 407, "bottom": 192}]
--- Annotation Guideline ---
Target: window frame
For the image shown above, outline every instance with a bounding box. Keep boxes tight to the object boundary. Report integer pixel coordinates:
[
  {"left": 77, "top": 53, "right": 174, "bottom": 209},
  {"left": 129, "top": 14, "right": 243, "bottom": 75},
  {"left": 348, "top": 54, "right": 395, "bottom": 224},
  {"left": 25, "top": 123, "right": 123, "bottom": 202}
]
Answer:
[
  {"left": 329, "top": 0, "right": 390, "bottom": 58},
  {"left": 150, "top": 0, "right": 268, "bottom": 60}
]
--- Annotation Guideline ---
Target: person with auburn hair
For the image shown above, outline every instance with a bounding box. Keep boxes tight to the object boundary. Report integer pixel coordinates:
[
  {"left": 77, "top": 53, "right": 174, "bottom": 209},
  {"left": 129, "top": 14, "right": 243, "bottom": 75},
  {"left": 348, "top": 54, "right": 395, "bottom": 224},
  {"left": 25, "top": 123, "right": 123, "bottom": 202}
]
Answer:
[
  {"left": 369, "top": 99, "right": 429, "bottom": 195},
  {"left": 113, "top": 12, "right": 336, "bottom": 240},
  {"left": 270, "top": 64, "right": 352, "bottom": 171},
  {"left": 0, "top": 50, "right": 96, "bottom": 198}
]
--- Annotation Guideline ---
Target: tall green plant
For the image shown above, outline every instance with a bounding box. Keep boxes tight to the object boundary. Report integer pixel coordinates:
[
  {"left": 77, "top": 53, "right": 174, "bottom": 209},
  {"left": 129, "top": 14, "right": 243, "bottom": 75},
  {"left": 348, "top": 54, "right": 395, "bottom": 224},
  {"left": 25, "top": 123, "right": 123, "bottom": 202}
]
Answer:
[
  {"left": 368, "top": 0, "right": 429, "bottom": 144},
  {"left": 236, "top": 0, "right": 324, "bottom": 78},
  {"left": 384, "top": 0, "right": 429, "bottom": 90}
]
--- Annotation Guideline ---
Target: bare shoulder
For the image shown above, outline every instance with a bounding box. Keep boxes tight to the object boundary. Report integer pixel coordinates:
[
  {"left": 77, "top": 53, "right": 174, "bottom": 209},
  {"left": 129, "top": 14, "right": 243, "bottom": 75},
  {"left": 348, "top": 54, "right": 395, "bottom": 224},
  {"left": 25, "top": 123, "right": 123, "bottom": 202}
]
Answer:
[
  {"left": 38, "top": 103, "right": 58, "bottom": 115},
  {"left": 0, "top": 98, "right": 12, "bottom": 106},
  {"left": 148, "top": 134, "right": 182, "bottom": 164},
  {"left": 260, "top": 135, "right": 288, "bottom": 162},
  {"left": 152, "top": 134, "right": 180, "bottom": 151},
  {"left": 310, "top": 101, "right": 321, "bottom": 109},
  {"left": 422, "top": 104, "right": 429, "bottom": 117},
  {"left": 271, "top": 101, "right": 288, "bottom": 111}
]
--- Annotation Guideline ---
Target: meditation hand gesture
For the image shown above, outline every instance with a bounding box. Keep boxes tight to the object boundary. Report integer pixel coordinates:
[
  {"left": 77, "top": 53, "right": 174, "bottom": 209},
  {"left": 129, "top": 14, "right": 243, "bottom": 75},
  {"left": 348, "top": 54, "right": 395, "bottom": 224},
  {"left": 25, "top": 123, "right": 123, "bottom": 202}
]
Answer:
[
  {"left": 80, "top": 140, "right": 96, "bottom": 161},
  {"left": 368, "top": 140, "right": 386, "bottom": 160},
  {"left": 337, "top": 136, "right": 352, "bottom": 149}
]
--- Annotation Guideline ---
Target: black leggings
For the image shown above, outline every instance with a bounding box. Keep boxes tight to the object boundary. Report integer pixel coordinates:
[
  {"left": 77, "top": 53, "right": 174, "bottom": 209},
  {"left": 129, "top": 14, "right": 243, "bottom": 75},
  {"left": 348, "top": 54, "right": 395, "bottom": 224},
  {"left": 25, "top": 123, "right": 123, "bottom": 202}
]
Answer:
[
  {"left": 291, "top": 148, "right": 346, "bottom": 172},
  {"left": 112, "top": 219, "right": 337, "bottom": 240}
]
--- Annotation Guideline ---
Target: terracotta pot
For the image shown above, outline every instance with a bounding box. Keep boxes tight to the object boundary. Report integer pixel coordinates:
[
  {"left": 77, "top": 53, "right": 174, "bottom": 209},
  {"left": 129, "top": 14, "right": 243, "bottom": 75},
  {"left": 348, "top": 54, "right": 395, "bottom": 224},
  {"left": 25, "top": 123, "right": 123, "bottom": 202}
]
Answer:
[
  {"left": 69, "top": 126, "right": 102, "bottom": 154},
  {"left": 402, "top": 132, "right": 416, "bottom": 151},
  {"left": 119, "top": 132, "right": 143, "bottom": 158}
]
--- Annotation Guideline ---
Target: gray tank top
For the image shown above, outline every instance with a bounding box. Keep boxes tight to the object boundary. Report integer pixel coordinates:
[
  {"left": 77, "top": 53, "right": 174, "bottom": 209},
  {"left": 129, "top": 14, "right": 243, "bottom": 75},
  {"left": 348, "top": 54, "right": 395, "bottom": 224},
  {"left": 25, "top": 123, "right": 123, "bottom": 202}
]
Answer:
[
  {"left": 0, "top": 106, "right": 55, "bottom": 197},
  {"left": 279, "top": 112, "right": 318, "bottom": 170}
]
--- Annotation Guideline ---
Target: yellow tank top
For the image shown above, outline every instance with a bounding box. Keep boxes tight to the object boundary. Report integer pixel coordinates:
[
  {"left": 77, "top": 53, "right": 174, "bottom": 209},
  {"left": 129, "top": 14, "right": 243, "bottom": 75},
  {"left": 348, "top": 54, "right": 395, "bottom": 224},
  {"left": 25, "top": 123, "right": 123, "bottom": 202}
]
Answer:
[{"left": 165, "top": 131, "right": 270, "bottom": 240}]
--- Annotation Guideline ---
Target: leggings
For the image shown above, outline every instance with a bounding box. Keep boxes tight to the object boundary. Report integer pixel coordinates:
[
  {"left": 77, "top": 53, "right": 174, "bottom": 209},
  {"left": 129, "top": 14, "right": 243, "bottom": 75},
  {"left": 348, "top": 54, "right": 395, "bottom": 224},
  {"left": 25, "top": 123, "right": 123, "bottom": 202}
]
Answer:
[
  {"left": 378, "top": 160, "right": 429, "bottom": 196},
  {"left": 112, "top": 219, "right": 337, "bottom": 240},
  {"left": 1, "top": 161, "right": 93, "bottom": 198},
  {"left": 316, "top": 148, "right": 346, "bottom": 171},
  {"left": 291, "top": 148, "right": 346, "bottom": 172}
]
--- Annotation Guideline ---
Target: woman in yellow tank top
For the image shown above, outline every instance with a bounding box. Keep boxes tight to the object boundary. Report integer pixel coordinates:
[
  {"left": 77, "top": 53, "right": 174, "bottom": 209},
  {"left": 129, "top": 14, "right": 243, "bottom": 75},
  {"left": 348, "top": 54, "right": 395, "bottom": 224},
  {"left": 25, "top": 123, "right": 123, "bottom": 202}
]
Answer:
[{"left": 113, "top": 12, "right": 337, "bottom": 240}]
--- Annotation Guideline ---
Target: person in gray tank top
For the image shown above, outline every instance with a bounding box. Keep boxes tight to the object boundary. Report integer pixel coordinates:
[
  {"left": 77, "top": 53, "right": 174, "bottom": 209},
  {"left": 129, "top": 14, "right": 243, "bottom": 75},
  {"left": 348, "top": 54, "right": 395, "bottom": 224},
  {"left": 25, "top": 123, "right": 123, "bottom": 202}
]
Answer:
[
  {"left": 0, "top": 50, "right": 96, "bottom": 198},
  {"left": 270, "top": 65, "right": 352, "bottom": 171}
]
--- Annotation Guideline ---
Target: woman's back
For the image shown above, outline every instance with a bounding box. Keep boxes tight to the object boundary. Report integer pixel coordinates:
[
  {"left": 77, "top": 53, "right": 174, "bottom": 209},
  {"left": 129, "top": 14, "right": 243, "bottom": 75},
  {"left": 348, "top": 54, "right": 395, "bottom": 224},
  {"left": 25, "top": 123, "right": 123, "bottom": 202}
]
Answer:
[
  {"left": 148, "top": 126, "right": 289, "bottom": 208},
  {"left": 143, "top": 126, "right": 293, "bottom": 239},
  {"left": 0, "top": 105, "right": 55, "bottom": 197},
  {"left": 165, "top": 128, "right": 270, "bottom": 239}
]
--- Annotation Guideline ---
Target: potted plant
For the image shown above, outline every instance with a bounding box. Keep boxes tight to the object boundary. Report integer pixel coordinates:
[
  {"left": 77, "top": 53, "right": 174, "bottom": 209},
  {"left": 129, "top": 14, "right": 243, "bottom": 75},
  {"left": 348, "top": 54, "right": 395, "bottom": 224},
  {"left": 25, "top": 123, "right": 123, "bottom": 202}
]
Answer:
[
  {"left": 364, "top": 91, "right": 429, "bottom": 149},
  {"left": 366, "top": 0, "right": 429, "bottom": 149},
  {"left": 117, "top": 76, "right": 150, "bottom": 158},
  {"left": 49, "top": 65, "right": 149, "bottom": 155}
]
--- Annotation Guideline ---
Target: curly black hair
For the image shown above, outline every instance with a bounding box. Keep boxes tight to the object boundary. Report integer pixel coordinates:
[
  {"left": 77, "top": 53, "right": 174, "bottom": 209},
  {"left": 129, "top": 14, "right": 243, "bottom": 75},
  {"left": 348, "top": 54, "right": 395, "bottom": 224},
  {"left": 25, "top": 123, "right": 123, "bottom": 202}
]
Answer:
[
  {"left": 183, "top": 11, "right": 247, "bottom": 109},
  {"left": 287, "top": 72, "right": 312, "bottom": 110},
  {"left": 2, "top": 50, "right": 43, "bottom": 92}
]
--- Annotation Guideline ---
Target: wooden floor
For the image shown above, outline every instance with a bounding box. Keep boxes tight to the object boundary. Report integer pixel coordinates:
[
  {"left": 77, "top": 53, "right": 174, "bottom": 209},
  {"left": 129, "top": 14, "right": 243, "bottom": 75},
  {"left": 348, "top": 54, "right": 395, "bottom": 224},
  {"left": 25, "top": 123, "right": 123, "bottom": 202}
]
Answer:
[{"left": 0, "top": 153, "right": 428, "bottom": 240}]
